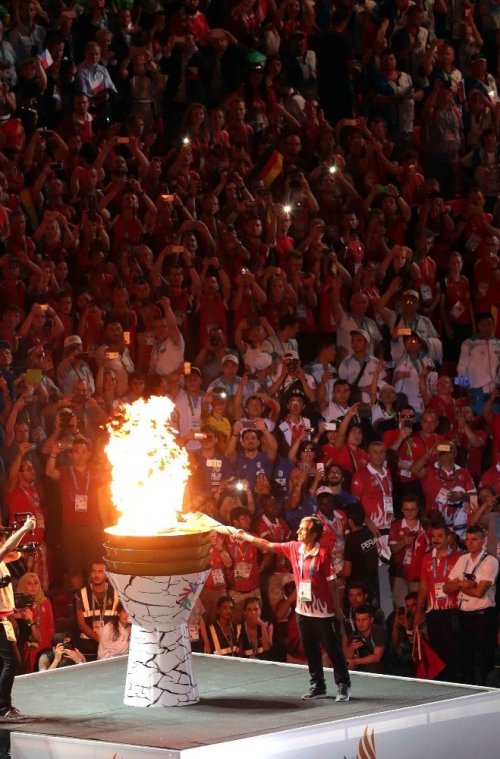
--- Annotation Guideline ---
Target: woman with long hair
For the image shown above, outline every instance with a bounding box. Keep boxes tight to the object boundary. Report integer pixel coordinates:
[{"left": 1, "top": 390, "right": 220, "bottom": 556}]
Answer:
[
  {"left": 16, "top": 572, "right": 55, "bottom": 674},
  {"left": 238, "top": 596, "right": 272, "bottom": 659},
  {"left": 97, "top": 601, "right": 131, "bottom": 659}
]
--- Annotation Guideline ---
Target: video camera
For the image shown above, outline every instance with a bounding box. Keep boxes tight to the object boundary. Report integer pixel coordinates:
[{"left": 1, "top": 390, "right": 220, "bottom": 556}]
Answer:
[{"left": 14, "top": 593, "right": 35, "bottom": 611}]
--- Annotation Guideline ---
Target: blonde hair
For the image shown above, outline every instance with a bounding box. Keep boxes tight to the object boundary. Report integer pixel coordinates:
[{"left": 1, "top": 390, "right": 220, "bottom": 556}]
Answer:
[{"left": 17, "top": 572, "right": 45, "bottom": 604}]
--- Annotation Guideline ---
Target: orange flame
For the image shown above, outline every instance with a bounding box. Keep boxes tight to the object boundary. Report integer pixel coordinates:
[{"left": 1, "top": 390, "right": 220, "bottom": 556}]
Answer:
[{"left": 105, "top": 396, "right": 191, "bottom": 535}]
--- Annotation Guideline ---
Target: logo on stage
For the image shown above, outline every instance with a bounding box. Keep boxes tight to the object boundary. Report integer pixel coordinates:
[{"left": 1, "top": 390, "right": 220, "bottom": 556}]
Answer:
[{"left": 344, "top": 726, "right": 376, "bottom": 759}]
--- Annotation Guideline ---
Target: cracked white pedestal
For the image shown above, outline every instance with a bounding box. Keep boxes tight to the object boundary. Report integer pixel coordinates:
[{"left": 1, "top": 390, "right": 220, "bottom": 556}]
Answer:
[{"left": 107, "top": 570, "right": 209, "bottom": 707}]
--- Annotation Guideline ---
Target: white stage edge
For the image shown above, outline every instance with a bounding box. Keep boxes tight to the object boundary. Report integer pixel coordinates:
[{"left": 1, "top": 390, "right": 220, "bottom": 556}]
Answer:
[{"left": 10, "top": 667, "right": 500, "bottom": 759}]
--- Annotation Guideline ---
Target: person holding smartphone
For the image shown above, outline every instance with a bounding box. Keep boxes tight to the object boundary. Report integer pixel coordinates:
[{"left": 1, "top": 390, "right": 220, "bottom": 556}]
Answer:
[{"left": 0, "top": 515, "right": 36, "bottom": 719}]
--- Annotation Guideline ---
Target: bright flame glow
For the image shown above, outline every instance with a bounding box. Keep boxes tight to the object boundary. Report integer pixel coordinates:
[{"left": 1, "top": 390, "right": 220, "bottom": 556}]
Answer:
[{"left": 105, "top": 397, "right": 190, "bottom": 535}]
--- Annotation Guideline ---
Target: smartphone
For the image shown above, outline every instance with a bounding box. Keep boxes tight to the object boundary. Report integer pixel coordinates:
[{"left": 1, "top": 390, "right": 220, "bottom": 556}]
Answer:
[
  {"left": 123, "top": 331, "right": 131, "bottom": 345},
  {"left": 183, "top": 361, "right": 191, "bottom": 375},
  {"left": 437, "top": 444, "right": 451, "bottom": 452},
  {"left": 193, "top": 432, "right": 207, "bottom": 440},
  {"left": 397, "top": 606, "right": 405, "bottom": 616},
  {"left": 396, "top": 327, "right": 412, "bottom": 337},
  {"left": 51, "top": 162, "right": 64, "bottom": 171},
  {"left": 39, "top": 304, "right": 49, "bottom": 312},
  {"left": 316, "top": 463, "right": 325, "bottom": 474},
  {"left": 105, "top": 351, "right": 119, "bottom": 360},
  {"left": 357, "top": 403, "right": 372, "bottom": 419},
  {"left": 377, "top": 185, "right": 389, "bottom": 194},
  {"left": 324, "top": 422, "right": 337, "bottom": 431},
  {"left": 243, "top": 420, "right": 256, "bottom": 429},
  {"left": 172, "top": 245, "right": 184, "bottom": 253},
  {"left": 241, "top": 268, "right": 248, "bottom": 276},
  {"left": 116, "top": 137, "right": 130, "bottom": 144},
  {"left": 161, "top": 194, "right": 175, "bottom": 201}
]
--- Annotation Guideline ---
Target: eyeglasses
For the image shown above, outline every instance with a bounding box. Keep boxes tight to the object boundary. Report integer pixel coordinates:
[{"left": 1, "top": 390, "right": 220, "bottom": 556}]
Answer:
[
  {"left": 399, "top": 414, "right": 415, "bottom": 419},
  {"left": 303, "top": 447, "right": 314, "bottom": 452}
]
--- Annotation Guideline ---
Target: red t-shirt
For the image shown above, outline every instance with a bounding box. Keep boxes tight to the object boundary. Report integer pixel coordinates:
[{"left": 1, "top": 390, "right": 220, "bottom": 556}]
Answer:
[
  {"left": 420, "top": 549, "right": 461, "bottom": 611},
  {"left": 421, "top": 464, "right": 475, "bottom": 522},
  {"left": 205, "top": 543, "right": 228, "bottom": 591},
  {"left": 480, "top": 462, "right": 500, "bottom": 492},
  {"left": 389, "top": 518, "right": 424, "bottom": 580},
  {"left": 351, "top": 465, "right": 394, "bottom": 529},
  {"left": 331, "top": 444, "right": 369, "bottom": 476},
  {"left": 6, "top": 485, "right": 45, "bottom": 544},
  {"left": 253, "top": 515, "right": 291, "bottom": 574},
  {"left": 58, "top": 466, "right": 102, "bottom": 527},
  {"left": 273, "top": 541, "right": 336, "bottom": 617},
  {"left": 227, "top": 538, "right": 260, "bottom": 592}
]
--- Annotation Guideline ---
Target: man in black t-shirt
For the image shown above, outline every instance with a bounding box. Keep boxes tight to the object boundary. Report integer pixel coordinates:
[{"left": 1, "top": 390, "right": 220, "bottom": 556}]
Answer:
[{"left": 342, "top": 501, "right": 380, "bottom": 606}]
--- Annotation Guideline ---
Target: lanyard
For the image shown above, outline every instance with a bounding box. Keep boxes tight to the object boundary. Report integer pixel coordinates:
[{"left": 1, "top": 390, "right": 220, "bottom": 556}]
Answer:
[
  {"left": 432, "top": 550, "right": 450, "bottom": 580},
  {"left": 91, "top": 585, "right": 108, "bottom": 619},
  {"left": 370, "top": 467, "right": 391, "bottom": 496},
  {"left": 438, "top": 467, "right": 457, "bottom": 489},
  {"left": 298, "top": 549, "right": 318, "bottom": 581},
  {"left": 318, "top": 511, "right": 343, "bottom": 542},
  {"left": 70, "top": 466, "right": 90, "bottom": 495},
  {"left": 187, "top": 392, "right": 201, "bottom": 416},
  {"left": 348, "top": 446, "right": 360, "bottom": 472},
  {"left": 232, "top": 542, "right": 251, "bottom": 564},
  {"left": 18, "top": 485, "right": 40, "bottom": 512}
]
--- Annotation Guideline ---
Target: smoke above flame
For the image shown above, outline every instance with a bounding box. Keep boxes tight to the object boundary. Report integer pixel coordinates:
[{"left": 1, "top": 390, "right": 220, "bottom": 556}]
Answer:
[{"left": 105, "top": 396, "right": 190, "bottom": 535}]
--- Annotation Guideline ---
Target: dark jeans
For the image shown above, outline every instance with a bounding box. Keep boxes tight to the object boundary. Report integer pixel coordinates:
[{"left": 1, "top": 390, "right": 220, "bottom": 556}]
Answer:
[
  {"left": 296, "top": 613, "right": 350, "bottom": 689},
  {"left": 426, "top": 609, "right": 461, "bottom": 682},
  {"left": 459, "top": 608, "right": 497, "bottom": 685},
  {"left": 0, "top": 619, "right": 21, "bottom": 711}
]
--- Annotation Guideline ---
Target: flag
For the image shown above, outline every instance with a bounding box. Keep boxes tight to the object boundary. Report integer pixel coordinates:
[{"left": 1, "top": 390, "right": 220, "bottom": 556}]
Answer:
[
  {"left": 39, "top": 48, "right": 53, "bottom": 69},
  {"left": 90, "top": 77, "right": 106, "bottom": 95},
  {"left": 412, "top": 627, "right": 446, "bottom": 680},
  {"left": 255, "top": 148, "right": 283, "bottom": 188}
]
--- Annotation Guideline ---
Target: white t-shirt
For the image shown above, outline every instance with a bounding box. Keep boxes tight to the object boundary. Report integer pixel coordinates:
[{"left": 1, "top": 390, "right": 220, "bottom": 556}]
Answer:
[
  {"left": 149, "top": 335, "right": 185, "bottom": 377},
  {"left": 448, "top": 551, "right": 498, "bottom": 611}
]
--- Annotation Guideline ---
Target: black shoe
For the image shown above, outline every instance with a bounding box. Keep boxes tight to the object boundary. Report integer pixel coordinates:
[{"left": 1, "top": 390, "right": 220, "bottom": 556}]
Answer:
[
  {"left": 0, "top": 707, "right": 27, "bottom": 720},
  {"left": 301, "top": 685, "right": 327, "bottom": 700},
  {"left": 335, "top": 683, "right": 351, "bottom": 702}
]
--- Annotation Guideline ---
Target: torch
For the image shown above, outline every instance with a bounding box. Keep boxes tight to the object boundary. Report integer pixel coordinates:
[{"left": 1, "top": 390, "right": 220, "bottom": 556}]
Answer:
[{"left": 102, "top": 397, "right": 211, "bottom": 708}]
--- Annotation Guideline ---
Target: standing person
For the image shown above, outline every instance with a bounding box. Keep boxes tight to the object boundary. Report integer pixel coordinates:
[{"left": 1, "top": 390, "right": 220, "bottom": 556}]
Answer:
[
  {"left": 0, "top": 516, "right": 36, "bottom": 719},
  {"left": 444, "top": 525, "right": 498, "bottom": 685},
  {"left": 388, "top": 496, "right": 424, "bottom": 610},
  {"left": 414, "top": 524, "right": 462, "bottom": 681},
  {"left": 235, "top": 516, "right": 351, "bottom": 702}
]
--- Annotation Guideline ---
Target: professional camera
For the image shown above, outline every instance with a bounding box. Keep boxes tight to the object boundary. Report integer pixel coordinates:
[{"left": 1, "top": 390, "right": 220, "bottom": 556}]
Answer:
[
  {"left": 19, "top": 541, "right": 40, "bottom": 555},
  {"left": 0, "top": 576, "right": 12, "bottom": 589},
  {"left": 14, "top": 593, "right": 34, "bottom": 611}
]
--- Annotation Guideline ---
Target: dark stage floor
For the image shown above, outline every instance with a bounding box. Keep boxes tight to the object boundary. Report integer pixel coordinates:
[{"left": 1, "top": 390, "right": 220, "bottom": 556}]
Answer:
[{"left": 0, "top": 655, "right": 489, "bottom": 752}]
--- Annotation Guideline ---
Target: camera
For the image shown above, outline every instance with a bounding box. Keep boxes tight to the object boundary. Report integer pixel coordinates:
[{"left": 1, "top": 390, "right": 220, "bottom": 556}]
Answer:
[
  {"left": 463, "top": 572, "right": 475, "bottom": 581},
  {"left": 285, "top": 358, "right": 299, "bottom": 372},
  {"left": 14, "top": 593, "right": 35, "bottom": 611},
  {"left": 402, "top": 419, "right": 413, "bottom": 429},
  {"left": 0, "top": 576, "right": 12, "bottom": 588},
  {"left": 20, "top": 541, "right": 40, "bottom": 554},
  {"left": 209, "top": 336, "right": 221, "bottom": 347}
]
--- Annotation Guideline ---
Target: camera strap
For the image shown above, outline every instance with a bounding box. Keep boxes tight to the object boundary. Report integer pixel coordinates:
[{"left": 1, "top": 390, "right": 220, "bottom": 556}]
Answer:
[{"left": 464, "top": 551, "right": 489, "bottom": 579}]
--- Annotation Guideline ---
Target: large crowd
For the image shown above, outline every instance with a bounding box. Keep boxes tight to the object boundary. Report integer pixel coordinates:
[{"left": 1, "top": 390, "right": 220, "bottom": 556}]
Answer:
[{"left": 0, "top": 0, "right": 498, "bottom": 688}]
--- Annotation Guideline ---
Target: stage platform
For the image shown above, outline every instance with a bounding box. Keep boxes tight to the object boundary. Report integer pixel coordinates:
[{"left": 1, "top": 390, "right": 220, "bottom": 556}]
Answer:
[{"left": 3, "top": 654, "right": 500, "bottom": 759}]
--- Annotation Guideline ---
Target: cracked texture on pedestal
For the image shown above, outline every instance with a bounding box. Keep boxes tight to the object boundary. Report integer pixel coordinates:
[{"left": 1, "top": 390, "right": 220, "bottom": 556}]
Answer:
[{"left": 107, "top": 570, "right": 209, "bottom": 707}]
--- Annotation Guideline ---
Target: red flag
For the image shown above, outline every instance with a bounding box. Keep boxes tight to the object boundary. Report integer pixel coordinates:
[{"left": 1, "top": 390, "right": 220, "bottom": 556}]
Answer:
[{"left": 412, "top": 627, "right": 446, "bottom": 680}]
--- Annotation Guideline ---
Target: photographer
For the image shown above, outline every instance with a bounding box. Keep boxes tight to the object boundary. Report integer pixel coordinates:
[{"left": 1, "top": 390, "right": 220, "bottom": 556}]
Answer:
[
  {"left": 56, "top": 335, "right": 95, "bottom": 396},
  {"left": 38, "top": 632, "right": 86, "bottom": 671},
  {"left": 0, "top": 514, "right": 36, "bottom": 719},
  {"left": 15, "top": 572, "right": 54, "bottom": 673}
]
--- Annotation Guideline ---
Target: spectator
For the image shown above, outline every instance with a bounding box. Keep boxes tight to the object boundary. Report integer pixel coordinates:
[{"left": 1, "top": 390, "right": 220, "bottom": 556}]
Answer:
[{"left": 97, "top": 601, "right": 131, "bottom": 659}]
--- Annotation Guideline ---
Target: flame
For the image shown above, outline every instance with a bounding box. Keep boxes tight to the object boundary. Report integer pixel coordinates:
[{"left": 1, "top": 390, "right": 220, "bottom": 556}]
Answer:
[
  {"left": 356, "top": 727, "right": 376, "bottom": 759},
  {"left": 105, "top": 396, "right": 191, "bottom": 535}
]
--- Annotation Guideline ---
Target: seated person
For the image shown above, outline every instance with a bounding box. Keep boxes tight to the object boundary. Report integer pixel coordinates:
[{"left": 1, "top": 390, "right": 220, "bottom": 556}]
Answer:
[
  {"left": 343, "top": 604, "right": 386, "bottom": 673},
  {"left": 38, "top": 632, "right": 87, "bottom": 670},
  {"left": 97, "top": 601, "right": 132, "bottom": 659},
  {"left": 237, "top": 596, "right": 272, "bottom": 659}
]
